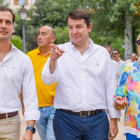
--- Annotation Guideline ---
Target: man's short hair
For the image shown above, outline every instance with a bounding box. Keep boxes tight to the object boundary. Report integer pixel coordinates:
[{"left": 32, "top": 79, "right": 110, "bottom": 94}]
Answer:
[
  {"left": 113, "top": 49, "right": 120, "bottom": 54},
  {"left": 103, "top": 44, "right": 112, "bottom": 51},
  {"left": 0, "top": 6, "right": 15, "bottom": 23},
  {"left": 66, "top": 9, "right": 91, "bottom": 27},
  {"left": 51, "top": 27, "right": 56, "bottom": 36}
]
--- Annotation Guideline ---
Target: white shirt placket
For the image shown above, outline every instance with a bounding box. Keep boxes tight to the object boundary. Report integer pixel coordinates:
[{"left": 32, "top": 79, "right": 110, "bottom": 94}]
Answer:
[{"left": 81, "top": 53, "right": 88, "bottom": 111}]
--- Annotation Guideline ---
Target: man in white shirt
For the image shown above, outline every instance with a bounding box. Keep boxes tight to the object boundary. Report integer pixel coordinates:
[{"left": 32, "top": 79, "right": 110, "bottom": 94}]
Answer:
[
  {"left": 42, "top": 9, "right": 121, "bottom": 140},
  {"left": 0, "top": 6, "right": 40, "bottom": 140},
  {"left": 112, "top": 49, "right": 125, "bottom": 71},
  {"left": 104, "top": 45, "right": 119, "bottom": 83}
]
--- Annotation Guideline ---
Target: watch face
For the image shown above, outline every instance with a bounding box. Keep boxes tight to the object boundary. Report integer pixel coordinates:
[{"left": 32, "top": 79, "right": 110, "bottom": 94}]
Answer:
[{"left": 32, "top": 127, "right": 36, "bottom": 134}]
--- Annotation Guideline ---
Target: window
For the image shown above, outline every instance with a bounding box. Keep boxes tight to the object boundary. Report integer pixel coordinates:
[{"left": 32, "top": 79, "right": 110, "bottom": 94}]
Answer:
[{"left": 14, "top": 0, "right": 29, "bottom": 6}]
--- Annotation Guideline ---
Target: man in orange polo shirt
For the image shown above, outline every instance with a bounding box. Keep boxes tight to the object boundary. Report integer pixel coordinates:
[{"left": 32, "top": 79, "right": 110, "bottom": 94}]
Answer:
[{"left": 27, "top": 26, "right": 56, "bottom": 140}]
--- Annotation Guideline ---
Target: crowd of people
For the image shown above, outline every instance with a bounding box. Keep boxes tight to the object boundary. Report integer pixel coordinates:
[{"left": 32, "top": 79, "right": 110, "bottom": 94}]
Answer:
[{"left": 0, "top": 5, "right": 140, "bottom": 140}]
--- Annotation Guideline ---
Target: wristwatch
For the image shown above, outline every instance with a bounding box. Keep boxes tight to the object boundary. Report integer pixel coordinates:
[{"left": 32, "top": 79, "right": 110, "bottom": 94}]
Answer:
[{"left": 26, "top": 126, "right": 36, "bottom": 134}]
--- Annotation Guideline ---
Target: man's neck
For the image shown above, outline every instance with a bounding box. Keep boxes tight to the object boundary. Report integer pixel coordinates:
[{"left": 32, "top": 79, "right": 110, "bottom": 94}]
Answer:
[
  {"left": 39, "top": 46, "right": 51, "bottom": 56},
  {"left": 114, "top": 58, "right": 120, "bottom": 63},
  {"left": 73, "top": 39, "right": 90, "bottom": 56},
  {"left": 0, "top": 40, "right": 11, "bottom": 53},
  {"left": 0, "top": 40, "right": 11, "bottom": 62}
]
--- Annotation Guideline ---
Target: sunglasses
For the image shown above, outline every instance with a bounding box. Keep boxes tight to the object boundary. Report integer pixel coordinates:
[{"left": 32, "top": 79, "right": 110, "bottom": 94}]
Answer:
[
  {"left": 112, "top": 52, "right": 118, "bottom": 55},
  {"left": 136, "top": 40, "right": 140, "bottom": 46}
]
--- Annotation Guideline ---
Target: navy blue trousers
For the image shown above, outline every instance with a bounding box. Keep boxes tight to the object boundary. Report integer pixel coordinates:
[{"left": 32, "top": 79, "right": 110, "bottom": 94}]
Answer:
[{"left": 53, "top": 109, "right": 109, "bottom": 140}]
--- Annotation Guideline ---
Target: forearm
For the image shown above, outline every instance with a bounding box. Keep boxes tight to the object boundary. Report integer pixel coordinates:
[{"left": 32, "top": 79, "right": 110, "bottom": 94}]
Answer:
[
  {"left": 26, "top": 120, "right": 35, "bottom": 127},
  {"left": 110, "top": 118, "right": 117, "bottom": 122},
  {"left": 49, "top": 58, "right": 57, "bottom": 74}
]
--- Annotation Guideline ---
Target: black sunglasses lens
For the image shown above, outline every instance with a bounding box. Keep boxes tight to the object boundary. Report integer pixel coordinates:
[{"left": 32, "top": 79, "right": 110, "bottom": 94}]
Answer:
[
  {"left": 112, "top": 53, "right": 117, "bottom": 55},
  {"left": 136, "top": 40, "right": 140, "bottom": 45}
]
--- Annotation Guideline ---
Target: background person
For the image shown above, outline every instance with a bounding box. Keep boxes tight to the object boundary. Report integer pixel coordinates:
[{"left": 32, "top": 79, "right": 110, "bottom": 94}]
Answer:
[
  {"left": 27, "top": 26, "right": 57, "bottom": 140},
  {"left": 126, "top": 53, "right": 137, "bottom": 64},
  {"left": 112, "top": 49, "right": 125, "bottom": 71},
  {"left": 103, "top": 45, "right": 119, "bottom": 83}
]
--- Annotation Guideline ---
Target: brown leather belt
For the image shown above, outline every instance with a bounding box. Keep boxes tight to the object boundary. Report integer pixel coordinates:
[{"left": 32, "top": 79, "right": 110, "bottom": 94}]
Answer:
[
  {"left": 0, "top": 111, "right": 18, "bottom": 119},
  {"left": 59, "top": 109, "right": 104, "bottom": 117}
]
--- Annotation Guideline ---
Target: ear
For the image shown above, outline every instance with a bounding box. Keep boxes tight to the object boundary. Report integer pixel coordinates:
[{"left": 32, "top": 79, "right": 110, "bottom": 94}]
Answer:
[
  {"left": 12, "top": 24, "right": 14, "bottom": 33},
  {"left": 88, "top": 23, "right": 93, "bottom": 33},
  {"left": 51, "top": 35, "right": 56, "bottom": 43}
]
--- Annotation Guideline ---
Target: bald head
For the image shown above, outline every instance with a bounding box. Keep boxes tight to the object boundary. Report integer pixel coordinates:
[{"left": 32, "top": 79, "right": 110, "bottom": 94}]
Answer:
[{"left": 37, "top": 26, "right": 56, "bottom": 48}]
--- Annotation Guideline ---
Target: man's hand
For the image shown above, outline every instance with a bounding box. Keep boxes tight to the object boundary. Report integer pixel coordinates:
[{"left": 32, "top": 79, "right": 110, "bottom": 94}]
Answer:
[
  {"left": 21, "top": 130, "right": 33, "bottom": 140},
  {"left": 49, "top": 44, "right": 65, "bottom": 74},
  {"left": 50, "top": 44, "right": 65, "bottom": 61},
  {"left": 21, "top": 120, "right": 35, "bottom": 140},
  {"left": 109, "top": 118, "right": 118, "bottom": 140},
  {"left": 114, "top": 96, "right": 128, "bottom": 110}
]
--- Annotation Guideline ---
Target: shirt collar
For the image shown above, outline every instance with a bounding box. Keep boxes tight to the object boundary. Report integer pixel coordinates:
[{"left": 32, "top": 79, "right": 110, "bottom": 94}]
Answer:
[
  {"left": 10, "top": 43, "right": 17, "bottom": 52},
  {"left": 37, "top": 47, "right": 41, "bottom": 54},
  {"left": 37, "top": 47, "right": 50, "bottom": 56},
  {"left": 70, "top": 38, "right": 93, "bottom": 51}
]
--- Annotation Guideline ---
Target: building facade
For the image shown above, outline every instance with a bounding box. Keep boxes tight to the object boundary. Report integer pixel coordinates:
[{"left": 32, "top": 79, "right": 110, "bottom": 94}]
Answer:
[{"left": 9, "top": 0, "right": 35, "bottom": 10}]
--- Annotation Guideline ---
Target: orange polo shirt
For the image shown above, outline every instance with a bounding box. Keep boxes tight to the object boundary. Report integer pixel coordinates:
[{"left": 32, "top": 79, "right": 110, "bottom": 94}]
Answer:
[{"left": 27, "top": 47, "right": 57, "bottom": 107}]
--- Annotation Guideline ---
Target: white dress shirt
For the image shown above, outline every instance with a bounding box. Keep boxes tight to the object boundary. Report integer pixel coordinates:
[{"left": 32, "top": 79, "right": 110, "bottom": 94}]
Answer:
[
  {"left": 42, "top": 39, "right": 121, "bottom": 118},
  {"left": 111, "top": 60, "right": 119, "bottom": 83},
  {"left": 0, "top": 44, "right": 40, "bottom": 121},
  {"left": 118, "top": 60, "right": 125, "bottom": 71}
]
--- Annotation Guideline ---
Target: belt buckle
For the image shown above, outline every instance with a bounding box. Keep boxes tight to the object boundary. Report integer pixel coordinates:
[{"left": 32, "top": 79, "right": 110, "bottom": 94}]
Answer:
[{"left": 80, "top": 111, "right": 90, "bottom": 117}]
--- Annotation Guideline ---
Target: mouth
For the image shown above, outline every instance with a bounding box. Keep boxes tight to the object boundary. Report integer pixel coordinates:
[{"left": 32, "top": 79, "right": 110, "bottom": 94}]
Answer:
[
  {"left": 38, "top": 41, "right": 43, "bottom": 44},
  {"left": 0, "top": 31, "right": 8, "bottom": 35}
]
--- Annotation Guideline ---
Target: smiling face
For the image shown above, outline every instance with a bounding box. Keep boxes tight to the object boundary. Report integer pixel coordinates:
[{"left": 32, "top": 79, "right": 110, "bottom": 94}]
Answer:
[
  {"left": 67, "top": 17, "right": 92, "bottom": 47},
  {"left": 0, "top": 11, "right": 14, "bottom": 41}
]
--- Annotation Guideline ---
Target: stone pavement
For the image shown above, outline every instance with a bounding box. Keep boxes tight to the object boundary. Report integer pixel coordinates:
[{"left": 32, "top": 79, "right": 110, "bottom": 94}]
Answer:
[{"left": 20, "top": 110, "right": 126, "bottom": 140}]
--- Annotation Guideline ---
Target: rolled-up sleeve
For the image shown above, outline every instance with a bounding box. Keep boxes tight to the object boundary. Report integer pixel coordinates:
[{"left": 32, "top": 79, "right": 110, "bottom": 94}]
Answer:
[
  {"left": 105, "top": 53, "right": 121, "bottom": 118},
  {"left": 22, "top": 57, "right": 40, "bottom": 121},
  {"left": 41, "top": 58, "right": 59, "bottom": 85}
]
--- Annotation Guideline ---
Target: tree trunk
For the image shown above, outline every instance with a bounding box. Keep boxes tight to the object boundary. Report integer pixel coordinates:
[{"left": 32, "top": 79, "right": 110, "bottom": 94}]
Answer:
[{"left": 124, "top": 18, "right": 133, "bottom": 60}]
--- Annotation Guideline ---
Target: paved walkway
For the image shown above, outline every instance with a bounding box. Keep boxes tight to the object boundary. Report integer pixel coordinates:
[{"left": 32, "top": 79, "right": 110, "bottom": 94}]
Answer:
[{"left": 20, "top": 110, "right": 126, "bottom": 140}]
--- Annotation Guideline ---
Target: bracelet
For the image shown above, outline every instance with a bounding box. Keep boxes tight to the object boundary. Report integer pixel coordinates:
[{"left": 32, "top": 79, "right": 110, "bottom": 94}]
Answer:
[{"left": 113, "top": 102, "right": 121, "bottom": 109}]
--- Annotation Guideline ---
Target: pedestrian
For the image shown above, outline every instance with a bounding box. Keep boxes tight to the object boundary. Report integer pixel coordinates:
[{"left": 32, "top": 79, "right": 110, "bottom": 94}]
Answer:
[
  {"left": 126, "top": 53, "right": 137, "bottom": 64},
  {"left": 0, "top": 6, "right": 40, "bottom": 140},
  {"left": 112, "top": 49, "right": 125, "bottom": 71},
  {"left": 42, "top": 9, "right": 121, "bottom": 140},
  {"left": 114, "top": 34, "right": 140, "bottom": 140},
  {"left": 104, "top": 45, "right": 119, "bottom": 84},
  {"left": 27, "top": 26, "right": 56, "bottom": 140}
]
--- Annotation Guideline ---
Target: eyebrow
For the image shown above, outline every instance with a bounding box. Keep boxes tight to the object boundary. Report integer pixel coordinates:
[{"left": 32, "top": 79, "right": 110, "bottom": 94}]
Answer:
[
  {"left": 38, "top": 31, "right": 47, "bottom": 34},
  {"left": 0, "top": 19, "right": 12, "bottom": 22},
  {"left": 68, "top": 24, "right": 83, "bottom": 26}
]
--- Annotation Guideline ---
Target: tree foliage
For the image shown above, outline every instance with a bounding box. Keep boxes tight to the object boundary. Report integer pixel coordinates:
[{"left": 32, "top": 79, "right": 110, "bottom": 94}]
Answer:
[
  {"left": 14, "top": 0, "right": 140, "bottom": 57},
  {"left": 11, "top": 36, "right": 22, "bottom": 51}
]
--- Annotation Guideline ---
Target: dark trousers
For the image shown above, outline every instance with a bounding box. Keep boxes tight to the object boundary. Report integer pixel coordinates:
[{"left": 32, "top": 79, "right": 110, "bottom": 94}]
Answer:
[{"left": 53, "top": 109, "right": 109, "bottom": 140}]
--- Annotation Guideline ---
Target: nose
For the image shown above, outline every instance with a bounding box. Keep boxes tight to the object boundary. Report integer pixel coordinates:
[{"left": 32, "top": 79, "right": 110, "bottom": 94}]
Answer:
[
  {"left": 0, "top": 22, "right": 6, "bottom": 29},
  {"left": 72, "top": 27, "right": 78, "bottom": 34},
  {"left": 38, "top": 34, "right": 42, "bottom": 40}
]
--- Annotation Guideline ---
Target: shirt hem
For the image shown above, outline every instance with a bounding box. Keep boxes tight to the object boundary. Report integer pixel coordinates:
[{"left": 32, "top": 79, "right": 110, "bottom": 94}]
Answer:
[{"left": 124, "top": 126, "right": 140, "bottom": 138}]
